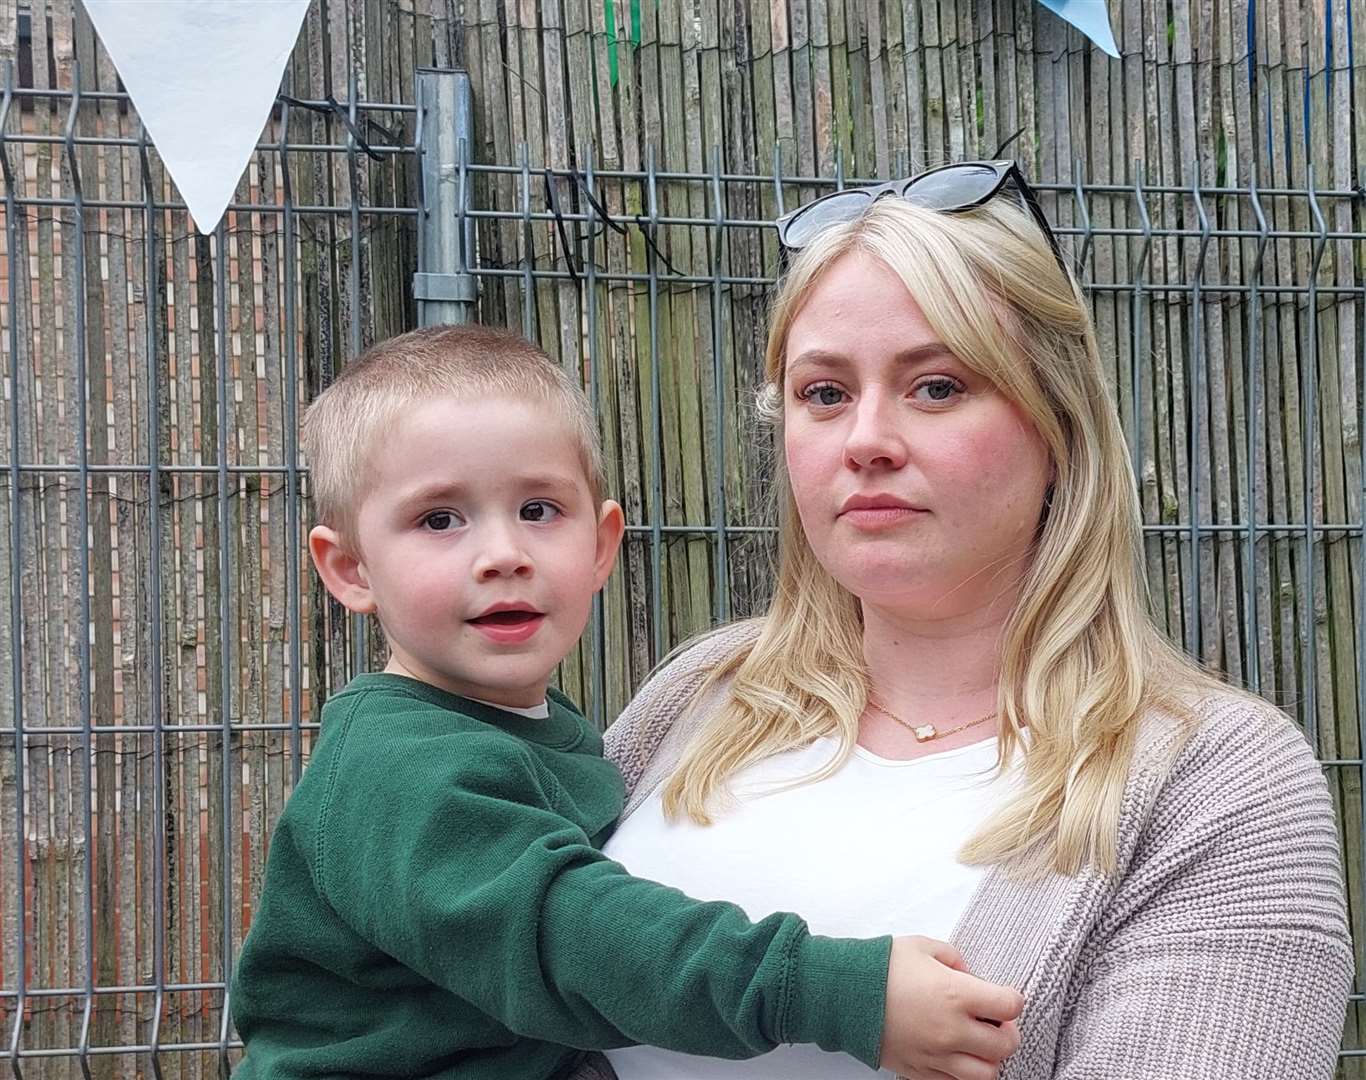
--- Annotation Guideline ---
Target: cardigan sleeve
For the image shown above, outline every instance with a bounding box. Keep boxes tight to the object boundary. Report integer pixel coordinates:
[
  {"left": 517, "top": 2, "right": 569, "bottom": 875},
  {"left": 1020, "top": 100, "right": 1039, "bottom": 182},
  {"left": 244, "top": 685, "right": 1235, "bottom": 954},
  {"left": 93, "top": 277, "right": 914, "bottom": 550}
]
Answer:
[
  {"left": 603, "top": 620, "right": 760, "bottom": 799},
  {"left": 1051, "top": 698, "right": 1353, "bottom": 1080}
]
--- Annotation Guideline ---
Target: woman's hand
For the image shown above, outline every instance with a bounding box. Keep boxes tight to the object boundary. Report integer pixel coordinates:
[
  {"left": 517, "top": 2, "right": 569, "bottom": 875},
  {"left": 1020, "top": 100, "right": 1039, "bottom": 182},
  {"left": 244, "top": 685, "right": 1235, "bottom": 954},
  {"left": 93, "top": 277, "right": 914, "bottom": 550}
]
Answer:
[{"left": 880, "top": 936, "right": 1023, "bottom": 1080}]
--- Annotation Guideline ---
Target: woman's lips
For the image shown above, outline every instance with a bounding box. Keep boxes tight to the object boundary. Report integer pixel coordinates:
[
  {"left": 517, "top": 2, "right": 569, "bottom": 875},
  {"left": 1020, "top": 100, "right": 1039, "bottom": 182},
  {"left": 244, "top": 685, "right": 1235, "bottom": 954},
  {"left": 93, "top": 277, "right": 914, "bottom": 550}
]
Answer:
[{"left": 838, "top": 506, "right": 928, "bottom": 531}]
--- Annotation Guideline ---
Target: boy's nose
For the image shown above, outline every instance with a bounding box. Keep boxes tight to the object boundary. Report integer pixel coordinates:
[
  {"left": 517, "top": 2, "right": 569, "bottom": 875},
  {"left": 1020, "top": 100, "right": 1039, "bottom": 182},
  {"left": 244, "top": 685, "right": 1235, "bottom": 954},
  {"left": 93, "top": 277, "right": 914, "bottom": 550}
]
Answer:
[
  {"left": 472, "top": 528, "right": 533, "bottom": 580},
  {"left": 475, "top": 553, "right": 533, "bottom": 580}
]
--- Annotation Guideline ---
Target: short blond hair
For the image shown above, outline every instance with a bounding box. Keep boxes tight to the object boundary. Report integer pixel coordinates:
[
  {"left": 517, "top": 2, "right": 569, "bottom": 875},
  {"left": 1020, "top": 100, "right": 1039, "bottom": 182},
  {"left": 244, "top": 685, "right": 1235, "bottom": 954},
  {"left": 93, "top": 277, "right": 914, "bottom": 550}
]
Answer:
[{"left": 301, "top": 324, "right": 605, "bottom": 545}]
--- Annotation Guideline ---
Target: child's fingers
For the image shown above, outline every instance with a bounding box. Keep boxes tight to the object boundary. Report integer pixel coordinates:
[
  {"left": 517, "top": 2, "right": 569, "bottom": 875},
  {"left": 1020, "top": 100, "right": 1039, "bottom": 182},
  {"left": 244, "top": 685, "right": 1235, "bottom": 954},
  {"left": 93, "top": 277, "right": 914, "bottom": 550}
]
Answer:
[
  {"left": 996, "top": 1018, "right": 1021, "bottom": 1049},
  {"left": 958, "top": 976, "right": 1025, "bottom": 1022},
  {"left": 925, "top": 938, "right": 967, "bottom": 971},
  {"left": 955, "top": 1017, "right": 1020, "bottom": 1063},
  {"left": 938, "top": 1053, "right": 1002, "bottom": 1080}
]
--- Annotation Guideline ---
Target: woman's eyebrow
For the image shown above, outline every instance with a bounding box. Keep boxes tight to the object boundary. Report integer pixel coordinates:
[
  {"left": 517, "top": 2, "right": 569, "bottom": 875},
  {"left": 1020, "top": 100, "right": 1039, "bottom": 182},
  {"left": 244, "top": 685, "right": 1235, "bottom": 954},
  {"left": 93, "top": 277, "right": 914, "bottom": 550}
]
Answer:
[
  {"left": 896, "top": 343, "right": 956, "bottom": 366},
  {"left": 786, "top": 349, "right": 854, "bottom": 378},
  {"left": 787, "top": 342, "right": 956, "bottom": 376}
]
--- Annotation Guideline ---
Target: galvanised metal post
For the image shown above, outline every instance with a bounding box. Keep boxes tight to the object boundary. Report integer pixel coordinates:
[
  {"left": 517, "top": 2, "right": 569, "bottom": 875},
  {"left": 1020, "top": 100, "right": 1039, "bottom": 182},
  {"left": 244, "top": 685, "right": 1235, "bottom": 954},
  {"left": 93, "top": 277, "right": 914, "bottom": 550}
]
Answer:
[{"left": 413, "top": 68, "right": 477, "bottom": 326}]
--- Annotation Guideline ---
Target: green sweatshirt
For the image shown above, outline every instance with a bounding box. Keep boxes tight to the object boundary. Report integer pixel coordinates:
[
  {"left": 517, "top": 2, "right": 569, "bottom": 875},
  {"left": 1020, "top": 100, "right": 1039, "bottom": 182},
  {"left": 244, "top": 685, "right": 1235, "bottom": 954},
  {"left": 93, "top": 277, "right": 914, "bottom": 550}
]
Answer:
[{"left": 230, "top": 673, "right": 890, "bottom": 1079}]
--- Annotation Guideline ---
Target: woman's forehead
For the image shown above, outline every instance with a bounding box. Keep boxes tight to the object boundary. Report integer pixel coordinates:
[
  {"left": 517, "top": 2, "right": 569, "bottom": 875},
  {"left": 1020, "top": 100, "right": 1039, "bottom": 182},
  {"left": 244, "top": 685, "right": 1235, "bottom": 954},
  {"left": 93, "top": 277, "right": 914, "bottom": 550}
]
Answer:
[
  {"left": 784, "top": 258, "right": 950, "bottom": 368},
  {"left": 798, "top": 248, "right": 904, "bottom": 299}
]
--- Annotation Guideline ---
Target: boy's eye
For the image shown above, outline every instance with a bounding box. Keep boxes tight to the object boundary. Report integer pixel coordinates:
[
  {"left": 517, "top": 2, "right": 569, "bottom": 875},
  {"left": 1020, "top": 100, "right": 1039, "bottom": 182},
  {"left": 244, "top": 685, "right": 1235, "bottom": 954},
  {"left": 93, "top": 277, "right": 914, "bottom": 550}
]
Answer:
[
  {"left": 422, "top": 510, "right": 461, "bottom": 531},
  {"left": 520, "top": 500, "right": 561, "bottom": 523},
  {"left": 799, "top": 382, "right": 847, "bottom": 407}
]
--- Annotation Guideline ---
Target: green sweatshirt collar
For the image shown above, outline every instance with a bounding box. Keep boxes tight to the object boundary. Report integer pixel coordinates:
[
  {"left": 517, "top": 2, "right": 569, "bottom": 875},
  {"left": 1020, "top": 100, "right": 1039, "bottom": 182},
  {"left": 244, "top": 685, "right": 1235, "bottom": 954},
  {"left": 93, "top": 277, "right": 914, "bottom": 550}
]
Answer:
[{"left": 336, "top": 672, "right": 587, "bottom": 749}]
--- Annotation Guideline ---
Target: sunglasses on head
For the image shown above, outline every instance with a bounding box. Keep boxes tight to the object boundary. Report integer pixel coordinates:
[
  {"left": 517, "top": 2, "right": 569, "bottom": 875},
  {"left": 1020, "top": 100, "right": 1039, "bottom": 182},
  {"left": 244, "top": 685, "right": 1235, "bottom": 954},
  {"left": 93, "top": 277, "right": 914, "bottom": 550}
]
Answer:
[{"left": 774, "top": 159, "right": 1071, "bottom": 279}]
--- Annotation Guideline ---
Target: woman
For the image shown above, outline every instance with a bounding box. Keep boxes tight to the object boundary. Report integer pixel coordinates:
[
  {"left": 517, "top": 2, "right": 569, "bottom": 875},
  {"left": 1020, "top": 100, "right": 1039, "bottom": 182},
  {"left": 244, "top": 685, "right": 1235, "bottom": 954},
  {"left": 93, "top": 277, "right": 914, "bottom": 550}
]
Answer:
[{"left": 592, "top": 165, "right": 1352, "bottom": 1079}]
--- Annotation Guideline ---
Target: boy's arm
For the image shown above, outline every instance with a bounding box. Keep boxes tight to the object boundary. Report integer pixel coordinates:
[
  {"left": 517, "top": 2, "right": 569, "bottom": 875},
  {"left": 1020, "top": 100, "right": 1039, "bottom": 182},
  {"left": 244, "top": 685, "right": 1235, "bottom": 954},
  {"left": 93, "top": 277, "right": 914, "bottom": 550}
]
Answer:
[{"left": 314, "top": 726, "right": 890, "bottom": 1066}]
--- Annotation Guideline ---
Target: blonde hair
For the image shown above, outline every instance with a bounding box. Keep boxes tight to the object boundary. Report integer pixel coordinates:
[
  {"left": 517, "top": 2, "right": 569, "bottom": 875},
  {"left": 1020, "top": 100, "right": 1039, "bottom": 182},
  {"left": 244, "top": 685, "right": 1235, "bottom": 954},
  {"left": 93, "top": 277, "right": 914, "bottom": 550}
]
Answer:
[
  {"left": 662, "top": 196, "right": 1227, "bottom": 877},
  {"left": 301, "top": 324, "right": 605, "bottom": 547}
]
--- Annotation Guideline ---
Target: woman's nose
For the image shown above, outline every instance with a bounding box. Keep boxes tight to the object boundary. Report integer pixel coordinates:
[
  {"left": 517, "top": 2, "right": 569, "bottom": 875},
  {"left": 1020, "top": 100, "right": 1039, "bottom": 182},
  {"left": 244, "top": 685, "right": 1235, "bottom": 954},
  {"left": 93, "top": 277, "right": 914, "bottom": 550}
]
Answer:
[
  {"left": 472, "top": 523, "right": 533, "bottom": 580},
  {"left": 843, "top": 393, "right": 909, "bottom": 471}
]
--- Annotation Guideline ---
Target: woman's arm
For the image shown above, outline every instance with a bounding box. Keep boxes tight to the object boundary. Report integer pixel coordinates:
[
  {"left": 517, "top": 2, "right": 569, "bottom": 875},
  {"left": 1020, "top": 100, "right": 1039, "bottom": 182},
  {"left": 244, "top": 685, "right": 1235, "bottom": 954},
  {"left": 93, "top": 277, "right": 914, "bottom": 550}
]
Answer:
[{"left": 1051, "top": 697, "right": 1352, "bottom": 1079}]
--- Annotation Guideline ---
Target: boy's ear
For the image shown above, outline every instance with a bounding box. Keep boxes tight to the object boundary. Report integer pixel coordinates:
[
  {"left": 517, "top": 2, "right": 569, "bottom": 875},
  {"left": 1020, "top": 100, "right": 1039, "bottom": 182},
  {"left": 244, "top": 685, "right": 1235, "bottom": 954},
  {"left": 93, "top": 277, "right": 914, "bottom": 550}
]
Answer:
[
  {"left": 592, "top": 499, "right": 626, "bottom": 589},
  {"left": 309, "top": 525, "right": 379, "bottom": 615}
]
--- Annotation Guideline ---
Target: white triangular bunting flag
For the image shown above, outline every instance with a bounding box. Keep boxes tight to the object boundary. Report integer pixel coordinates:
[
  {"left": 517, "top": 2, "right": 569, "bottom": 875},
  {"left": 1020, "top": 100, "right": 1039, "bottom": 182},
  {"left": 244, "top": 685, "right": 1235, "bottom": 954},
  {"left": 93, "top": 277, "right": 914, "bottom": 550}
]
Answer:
[
  {"left": 85, "top": 0, "right": 310, "bottom": 234},
  {"left": 1034, "top": 0, "right": 1119, "bottom": 58}
]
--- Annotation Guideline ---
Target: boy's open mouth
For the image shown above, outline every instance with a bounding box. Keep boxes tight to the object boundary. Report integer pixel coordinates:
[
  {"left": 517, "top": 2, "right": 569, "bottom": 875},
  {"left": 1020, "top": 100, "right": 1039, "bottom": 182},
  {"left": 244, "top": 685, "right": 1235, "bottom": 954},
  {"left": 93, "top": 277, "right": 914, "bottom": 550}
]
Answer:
[
  {"left": 468, "top": 610, "right": 543, "bottom": 626},
  {"left": 468, "top": 606, "right": 547, "bottom": 644}
]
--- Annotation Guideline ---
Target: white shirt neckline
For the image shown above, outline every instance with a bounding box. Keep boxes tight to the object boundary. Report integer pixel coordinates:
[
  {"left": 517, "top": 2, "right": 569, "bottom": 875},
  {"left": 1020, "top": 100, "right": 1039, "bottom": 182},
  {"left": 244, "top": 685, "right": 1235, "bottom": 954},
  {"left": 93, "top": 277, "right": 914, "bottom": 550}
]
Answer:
[{"left": 849, "top": 732, "right": 1000, "bottom": 768}]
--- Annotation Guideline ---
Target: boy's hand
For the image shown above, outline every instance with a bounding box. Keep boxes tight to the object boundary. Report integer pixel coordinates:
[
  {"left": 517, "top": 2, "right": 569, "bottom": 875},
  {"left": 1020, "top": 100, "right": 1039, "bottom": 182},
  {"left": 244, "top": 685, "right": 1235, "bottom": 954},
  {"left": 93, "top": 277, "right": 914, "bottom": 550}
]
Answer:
[{"left": 879, "top": 935, "right": 1024, "bottom": 1080}]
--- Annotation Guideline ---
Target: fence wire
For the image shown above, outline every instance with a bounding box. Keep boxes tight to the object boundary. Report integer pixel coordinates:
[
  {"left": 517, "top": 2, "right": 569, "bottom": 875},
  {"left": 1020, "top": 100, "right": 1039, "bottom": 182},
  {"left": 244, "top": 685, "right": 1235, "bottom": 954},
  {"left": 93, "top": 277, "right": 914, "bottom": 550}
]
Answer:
[{"left": 1, "top": 76, "right": 1364, "bottom": 1078}]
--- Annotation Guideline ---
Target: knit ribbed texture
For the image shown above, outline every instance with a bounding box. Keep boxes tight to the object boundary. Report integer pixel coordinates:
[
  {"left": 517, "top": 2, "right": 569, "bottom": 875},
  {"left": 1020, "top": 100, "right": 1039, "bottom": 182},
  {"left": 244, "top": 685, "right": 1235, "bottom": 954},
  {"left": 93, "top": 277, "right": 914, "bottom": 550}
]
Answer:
[{"left": 585, "top": 623, "right": 1353, "bottom": 1080}]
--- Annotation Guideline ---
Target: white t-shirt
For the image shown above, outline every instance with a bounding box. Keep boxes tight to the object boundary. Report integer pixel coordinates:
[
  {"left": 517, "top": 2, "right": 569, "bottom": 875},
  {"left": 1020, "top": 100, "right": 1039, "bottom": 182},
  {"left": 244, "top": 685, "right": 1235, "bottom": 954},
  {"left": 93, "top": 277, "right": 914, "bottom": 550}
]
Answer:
[
  {"left": 466, "top": 696, "right": 549, "bottom": 719},
  {"left": 602, "top": 733, "right": 1017, "bottom": 1079}
]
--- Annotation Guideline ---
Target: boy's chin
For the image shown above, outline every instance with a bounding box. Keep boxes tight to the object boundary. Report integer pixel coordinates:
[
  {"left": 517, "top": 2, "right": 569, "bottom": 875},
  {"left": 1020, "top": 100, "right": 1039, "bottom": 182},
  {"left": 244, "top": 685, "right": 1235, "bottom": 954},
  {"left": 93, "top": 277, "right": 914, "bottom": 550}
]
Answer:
[
  {"left": 384, "top": 656, "right": 553, "bottom": 709},
  {"left": 449, "top": 666, "right": 558, "bottom": 710}
]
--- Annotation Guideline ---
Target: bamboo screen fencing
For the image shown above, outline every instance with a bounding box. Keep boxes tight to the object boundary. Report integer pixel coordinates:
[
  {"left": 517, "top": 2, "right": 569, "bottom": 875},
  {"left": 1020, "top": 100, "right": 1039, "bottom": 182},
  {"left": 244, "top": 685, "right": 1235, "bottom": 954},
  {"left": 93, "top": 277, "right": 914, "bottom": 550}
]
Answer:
[{"left": 0, "top": 0, "right": 1363, "bottom": 1075}]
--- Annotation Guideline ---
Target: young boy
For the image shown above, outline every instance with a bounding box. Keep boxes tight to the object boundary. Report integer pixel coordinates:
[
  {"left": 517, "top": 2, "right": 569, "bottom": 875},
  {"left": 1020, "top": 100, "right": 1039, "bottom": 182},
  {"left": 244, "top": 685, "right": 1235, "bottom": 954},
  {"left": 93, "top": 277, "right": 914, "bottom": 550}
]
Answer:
[{"left": 229, "top": 324, "right": 1022, "bottom": 1080}]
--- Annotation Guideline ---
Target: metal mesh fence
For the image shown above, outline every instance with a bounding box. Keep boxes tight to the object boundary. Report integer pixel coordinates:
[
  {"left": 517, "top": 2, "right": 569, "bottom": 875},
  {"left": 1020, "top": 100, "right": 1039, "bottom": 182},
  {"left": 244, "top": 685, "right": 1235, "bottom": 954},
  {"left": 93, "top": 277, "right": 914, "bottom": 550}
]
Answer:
[{"left": 1, "top": 72, "right": 1364, "bottom": 1077}]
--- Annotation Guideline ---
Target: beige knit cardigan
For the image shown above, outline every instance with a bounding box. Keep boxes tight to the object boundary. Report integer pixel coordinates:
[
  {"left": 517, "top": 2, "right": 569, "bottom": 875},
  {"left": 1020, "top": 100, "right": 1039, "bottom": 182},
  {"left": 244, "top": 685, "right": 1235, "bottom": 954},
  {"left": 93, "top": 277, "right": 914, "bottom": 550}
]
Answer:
[{"left": 572, "top": 621, "right": 1353, "bottom": 1080}]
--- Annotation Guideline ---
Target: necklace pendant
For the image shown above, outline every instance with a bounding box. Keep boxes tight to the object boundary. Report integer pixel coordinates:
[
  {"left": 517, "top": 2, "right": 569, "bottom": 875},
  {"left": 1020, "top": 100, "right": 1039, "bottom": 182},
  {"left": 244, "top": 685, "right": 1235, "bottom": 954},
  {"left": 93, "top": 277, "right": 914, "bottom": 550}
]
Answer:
[{"left": 912, "top": 723, "right": 937, "bottom": 742}]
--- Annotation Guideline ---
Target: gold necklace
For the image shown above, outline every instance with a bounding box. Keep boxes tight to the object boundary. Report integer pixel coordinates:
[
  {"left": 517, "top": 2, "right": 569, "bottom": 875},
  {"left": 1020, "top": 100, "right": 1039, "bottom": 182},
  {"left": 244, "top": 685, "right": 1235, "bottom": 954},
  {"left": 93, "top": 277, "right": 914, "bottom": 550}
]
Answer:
[{"left": 866, "top": 696, "right": 997, "bottom": 743}]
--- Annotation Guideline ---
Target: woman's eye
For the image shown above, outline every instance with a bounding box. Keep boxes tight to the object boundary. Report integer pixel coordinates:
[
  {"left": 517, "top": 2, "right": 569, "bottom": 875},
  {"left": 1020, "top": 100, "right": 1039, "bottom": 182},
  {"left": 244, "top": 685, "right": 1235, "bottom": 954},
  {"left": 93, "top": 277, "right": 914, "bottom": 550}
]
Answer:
[
  {"left": 521, "top": 500, "right": 561, "bottom": 523},
  {"left": 422, "top": 511, "right": 459, "bottom": 531},
  {"left": 913, "top": 377, "right": 965, "bottom": 404},
  {"left": 800, "top": 383, "right": 847, "bottom": 407}
]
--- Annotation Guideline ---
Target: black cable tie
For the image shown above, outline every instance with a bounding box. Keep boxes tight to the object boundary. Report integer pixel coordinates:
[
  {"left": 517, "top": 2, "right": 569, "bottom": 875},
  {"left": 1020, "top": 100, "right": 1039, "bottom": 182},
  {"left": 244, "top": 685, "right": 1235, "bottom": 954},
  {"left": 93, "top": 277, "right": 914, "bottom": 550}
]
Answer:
[
  {"left": 571, "top": 174, "right": 627, "bottom": 236},
  {"left": 277, "top": 92, "right": 384, "bottom": 161},
  {"left": 544, "top": 168, "right": 580, "bottom": 284},
  {"left": 993, "top": 125, "right": 1027, "bottom": 160}
]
